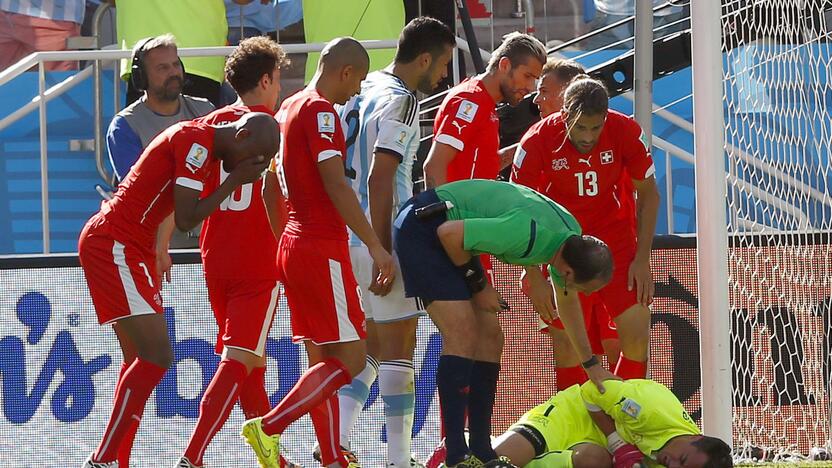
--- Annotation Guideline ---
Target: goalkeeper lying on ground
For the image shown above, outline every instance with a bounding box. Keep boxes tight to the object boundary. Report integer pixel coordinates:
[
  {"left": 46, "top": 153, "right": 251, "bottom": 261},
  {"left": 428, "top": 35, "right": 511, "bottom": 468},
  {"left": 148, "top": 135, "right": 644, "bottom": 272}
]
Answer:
[{"left": 493, "top": 379, "right": 733, "bottom": 468}]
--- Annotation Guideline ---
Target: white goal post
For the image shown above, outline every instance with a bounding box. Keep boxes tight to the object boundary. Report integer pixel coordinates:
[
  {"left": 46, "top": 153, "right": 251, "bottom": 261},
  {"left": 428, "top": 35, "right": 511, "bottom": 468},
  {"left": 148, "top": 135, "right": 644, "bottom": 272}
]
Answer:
[{"left": 694, "top": 0, "right": 832, "bottom": 460}]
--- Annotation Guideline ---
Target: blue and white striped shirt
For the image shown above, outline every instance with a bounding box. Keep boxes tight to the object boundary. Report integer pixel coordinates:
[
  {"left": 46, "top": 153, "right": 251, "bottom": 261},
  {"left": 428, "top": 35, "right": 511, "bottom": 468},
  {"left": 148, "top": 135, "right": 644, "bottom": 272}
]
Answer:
[
  {"left": 0, "top": 0, "right": 86, "bottom": 24},
  {"left": 337, "top": 70, "right": 420, "bottom": 248}
]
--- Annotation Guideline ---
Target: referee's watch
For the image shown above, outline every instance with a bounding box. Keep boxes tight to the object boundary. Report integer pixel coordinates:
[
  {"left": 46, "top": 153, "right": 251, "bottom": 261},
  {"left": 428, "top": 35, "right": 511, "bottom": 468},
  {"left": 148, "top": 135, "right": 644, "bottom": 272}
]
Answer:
[{"left": 581, "top": 355, "right": 600, "bottom": 369}]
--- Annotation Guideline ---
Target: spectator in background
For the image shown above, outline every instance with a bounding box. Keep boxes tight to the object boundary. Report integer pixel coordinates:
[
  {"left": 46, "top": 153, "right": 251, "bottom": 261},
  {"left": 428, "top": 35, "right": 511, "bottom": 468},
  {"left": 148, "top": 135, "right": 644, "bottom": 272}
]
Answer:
[
  {"left": 106, "top": 34, "right": 214, "bottom": 250},
  {"left": 107, "top": 34, "right": 214, "bottom": 181},
  {"left": 224, "top": 0, "right": 303, "bottom": 45},
  {"left": 106, "top": 0, "right": 227, "bottom": 106},
  {"left": 584, "top": 0, "right": 687, "bottom": 49},
  {"left": 0, "top": 0, "right": 86, "bottom": 71}
]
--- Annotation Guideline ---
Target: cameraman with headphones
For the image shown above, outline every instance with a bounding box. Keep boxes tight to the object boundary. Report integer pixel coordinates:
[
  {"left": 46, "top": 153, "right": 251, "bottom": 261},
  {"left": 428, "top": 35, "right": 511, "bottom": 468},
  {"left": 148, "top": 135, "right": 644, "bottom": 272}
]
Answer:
[
  {"left": 107, "top": 35, "right": 215, "bottom": 182},
  {"left": 106, "top": 34, "right": 215, "bottom": 247}
]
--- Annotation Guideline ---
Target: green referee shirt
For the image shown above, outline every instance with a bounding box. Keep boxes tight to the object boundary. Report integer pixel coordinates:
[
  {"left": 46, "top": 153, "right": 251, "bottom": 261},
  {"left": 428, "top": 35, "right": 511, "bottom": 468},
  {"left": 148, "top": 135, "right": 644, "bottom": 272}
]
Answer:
[{"left": 435, "top": 180, "right": 581, "bottom": 287}]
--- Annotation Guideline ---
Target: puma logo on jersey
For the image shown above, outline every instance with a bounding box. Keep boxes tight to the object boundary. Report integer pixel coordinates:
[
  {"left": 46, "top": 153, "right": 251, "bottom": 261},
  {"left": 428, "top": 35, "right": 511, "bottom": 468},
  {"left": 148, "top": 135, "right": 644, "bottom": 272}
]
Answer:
[
  {"left": 451, "top": 120, "right": 467, "bottom": 134},
  {"left": 320, "top": 133, "right": 334, "bottom": 143},
  {"left": 578, "top": 155, "right": 592, "bottom": 166}
]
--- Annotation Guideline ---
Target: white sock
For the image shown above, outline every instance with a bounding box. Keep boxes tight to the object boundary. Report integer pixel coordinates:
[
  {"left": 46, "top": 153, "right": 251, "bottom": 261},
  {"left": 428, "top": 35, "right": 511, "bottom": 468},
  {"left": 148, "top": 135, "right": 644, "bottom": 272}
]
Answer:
[
  {"left": 338, "top": 355, "right": 379, "bottom": 448},
  {"left": 380, "top": 359, "right": 416, "bottom": 466}
]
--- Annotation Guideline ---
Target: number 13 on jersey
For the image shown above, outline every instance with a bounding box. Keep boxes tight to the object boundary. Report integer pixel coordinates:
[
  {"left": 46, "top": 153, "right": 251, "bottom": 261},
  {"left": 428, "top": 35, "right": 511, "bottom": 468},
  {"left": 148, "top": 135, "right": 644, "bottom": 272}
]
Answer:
[{"left": 575, "top": 171, "right": 598, "bottom": 197}]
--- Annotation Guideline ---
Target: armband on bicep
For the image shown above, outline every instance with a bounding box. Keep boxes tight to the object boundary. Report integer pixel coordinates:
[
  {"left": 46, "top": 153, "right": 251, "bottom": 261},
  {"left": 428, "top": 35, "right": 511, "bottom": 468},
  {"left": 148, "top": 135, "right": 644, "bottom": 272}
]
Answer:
[{"left": 459, "top": 257, "right": 487, "bottom": 293}]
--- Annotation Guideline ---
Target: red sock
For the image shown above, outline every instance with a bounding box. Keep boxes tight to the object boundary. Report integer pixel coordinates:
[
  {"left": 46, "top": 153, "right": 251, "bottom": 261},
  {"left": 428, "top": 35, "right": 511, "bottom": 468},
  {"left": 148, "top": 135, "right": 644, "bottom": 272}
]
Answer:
[
  {"left": 184, "top": 359, "right": 247, "bottom": 465},
  {"left": 239, "top": 366, "right": 271, "bottom": 419},
  {"left": 261, "top": 358, "right": 351, "bottom": 435},
  {"left": 310, "top": 394, "right": 347, "bottom": 467},
  {"left": 614, "top": 355, "right": 647, "bottom": 379},
  {"left": 93, "top": 358, "right": 166, "bottom": 462},
  {"left": 115, "top": 362, "right": 140, "bottom": 468},
  {"left": 555, "top": 365, "right": 588, "bottom": 391}
]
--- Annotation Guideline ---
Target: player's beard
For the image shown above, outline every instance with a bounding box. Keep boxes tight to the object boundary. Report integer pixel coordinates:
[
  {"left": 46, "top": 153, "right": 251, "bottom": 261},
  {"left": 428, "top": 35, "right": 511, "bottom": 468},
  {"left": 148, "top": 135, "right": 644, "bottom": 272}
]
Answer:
[
  {"left": 500, "top": 79, "right": 524, "bottom": 107},
  {"left": 417, "top": 63, "right": 441, "bottom": 94},
  {"left": 152, "top": 76, "right": 183, "bottom": 102}
]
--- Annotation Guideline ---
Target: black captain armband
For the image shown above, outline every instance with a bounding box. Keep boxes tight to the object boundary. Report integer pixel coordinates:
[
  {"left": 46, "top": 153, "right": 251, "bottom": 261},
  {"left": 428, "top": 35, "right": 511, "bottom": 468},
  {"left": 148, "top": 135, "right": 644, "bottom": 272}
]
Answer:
[{"left": 459, "top": 257, "right": 487, "bottom": 294}]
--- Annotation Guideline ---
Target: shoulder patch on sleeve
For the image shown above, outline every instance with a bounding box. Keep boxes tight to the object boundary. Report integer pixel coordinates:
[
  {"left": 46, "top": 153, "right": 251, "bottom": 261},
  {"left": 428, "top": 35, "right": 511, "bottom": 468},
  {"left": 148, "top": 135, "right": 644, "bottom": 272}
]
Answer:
[
  {"left": 317, "top": 112, "right": 336, "bottom": 133},
  {"left": 620, "top": 398, "right": 642, "bottom": 419},
  {"left": 185, "top": 143, "right": 209, "bottom": 171},
  {"left": 455, "top": 99, "right": 479, "bottom": 123},
  {"left": 513, "top": 146, "right": 527, "bottom": 168},
  {"left": 638, "top": 129, "right": 651, "bottom": 152}
]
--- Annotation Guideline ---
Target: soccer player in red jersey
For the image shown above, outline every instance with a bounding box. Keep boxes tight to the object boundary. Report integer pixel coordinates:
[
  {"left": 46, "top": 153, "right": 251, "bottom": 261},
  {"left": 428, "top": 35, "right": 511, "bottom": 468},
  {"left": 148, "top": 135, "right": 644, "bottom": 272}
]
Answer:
[
  {"left": 79, "top": 113, "right": 278, "bottom": 468},
  {"left": 423, "top": 32, "right": 546, "bottom": 187},
  {"left": 515, "top": 61, "right": 623, "bottom": 389},
  {"left": 171, "top": 37, "right": 293, "bottom": 468},
  {"left": 420, "top": 32, "right": 546, "bottom": 468},
  {"left": 241, "top": 37, "right": 395, "bottom": 468},
  {"left": 511, "top": 76, "right": 660, "bottom": 387}
]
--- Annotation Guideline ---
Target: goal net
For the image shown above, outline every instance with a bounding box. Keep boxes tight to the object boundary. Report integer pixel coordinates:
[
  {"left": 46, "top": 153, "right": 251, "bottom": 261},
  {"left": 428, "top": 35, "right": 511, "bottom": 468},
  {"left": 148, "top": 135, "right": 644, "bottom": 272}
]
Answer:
[{"left": 718, "top": 0, "right": 832, "bottom": 460}]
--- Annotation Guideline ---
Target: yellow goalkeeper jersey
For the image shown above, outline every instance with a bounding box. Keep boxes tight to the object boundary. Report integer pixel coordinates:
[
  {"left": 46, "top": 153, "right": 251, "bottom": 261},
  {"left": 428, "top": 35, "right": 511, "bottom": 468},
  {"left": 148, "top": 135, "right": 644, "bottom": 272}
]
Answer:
[{"left": 580, "top": 379, "right": 701, "bottom": 458}]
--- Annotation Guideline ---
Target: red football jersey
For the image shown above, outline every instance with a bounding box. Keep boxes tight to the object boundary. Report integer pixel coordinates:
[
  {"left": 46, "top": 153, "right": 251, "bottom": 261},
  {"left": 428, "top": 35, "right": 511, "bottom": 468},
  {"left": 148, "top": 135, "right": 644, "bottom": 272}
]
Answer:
[
  {"left": 197, "top": 105, "right": 279, "bottom": 280},
  {"left": 274, "top": 88, "right": 348, "bottom": 240},
  {"left": 100, "top": 121, "right": 218, "bottom": 247},
  {"left": 511, "top": 110, "right": 655, "bottom": 247},
  {"left": 433, "top": 78, "right": 501, "bottom": 181}
]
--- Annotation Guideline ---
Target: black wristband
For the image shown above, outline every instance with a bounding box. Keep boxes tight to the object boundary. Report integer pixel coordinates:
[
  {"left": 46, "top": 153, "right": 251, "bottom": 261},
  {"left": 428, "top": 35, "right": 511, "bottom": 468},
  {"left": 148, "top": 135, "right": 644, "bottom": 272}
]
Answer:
[
  {"left": 581, "top": 355, "right": 600, "bottom": 369},
  {"left": 459, "top": 257, "right": 487, "bottom": 294}
]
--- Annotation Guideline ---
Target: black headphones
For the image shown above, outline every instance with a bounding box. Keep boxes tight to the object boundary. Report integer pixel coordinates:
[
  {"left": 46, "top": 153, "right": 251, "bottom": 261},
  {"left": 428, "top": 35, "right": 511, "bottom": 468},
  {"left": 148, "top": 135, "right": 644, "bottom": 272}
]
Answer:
[{"left": 130, "top": 36, "right": 186, "bottom": 92}]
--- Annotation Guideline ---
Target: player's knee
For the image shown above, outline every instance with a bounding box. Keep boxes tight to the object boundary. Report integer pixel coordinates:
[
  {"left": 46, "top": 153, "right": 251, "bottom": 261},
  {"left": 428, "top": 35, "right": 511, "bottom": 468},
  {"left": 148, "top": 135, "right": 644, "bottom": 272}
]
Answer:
[
  {"left": 478, "top": 314, "right": 504, "bottom": 350},
  {"left": 572, "top": 443, "right": 612, "bottom": 468},
  {"left": 440, "top": 318, "right": 479, "bottom": 357},
  {"left": 341, "top": 349, "right": 369, "bottom": 378},
  {"left": 140, "top": 344, "right": 173, "bottom": 369}
]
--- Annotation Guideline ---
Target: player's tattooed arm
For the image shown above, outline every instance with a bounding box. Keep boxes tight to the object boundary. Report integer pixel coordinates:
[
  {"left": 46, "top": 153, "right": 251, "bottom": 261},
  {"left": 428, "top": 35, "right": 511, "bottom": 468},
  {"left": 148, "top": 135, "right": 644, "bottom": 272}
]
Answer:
[{"left": 423, "top": 141, "right": 458, "bottom": 189}]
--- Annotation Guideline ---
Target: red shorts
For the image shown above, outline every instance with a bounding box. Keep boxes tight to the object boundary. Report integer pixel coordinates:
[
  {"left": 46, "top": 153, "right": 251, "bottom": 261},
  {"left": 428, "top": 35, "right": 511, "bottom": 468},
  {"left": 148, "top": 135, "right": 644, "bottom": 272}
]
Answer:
[
  {"left": 206, "top": 277, "right": 280, "bottom": 357},
  {"left": 78, "top": 216, "right": 163, "bottom": 325},
  {"left": 545, "top": 293, "right": 619, "bottom": 355},
  {"left": 543, "top": 247, "right": 637, "bottom": 353},
  {"left": 278, "top": 234, "right": 366, "bottom": 345}
]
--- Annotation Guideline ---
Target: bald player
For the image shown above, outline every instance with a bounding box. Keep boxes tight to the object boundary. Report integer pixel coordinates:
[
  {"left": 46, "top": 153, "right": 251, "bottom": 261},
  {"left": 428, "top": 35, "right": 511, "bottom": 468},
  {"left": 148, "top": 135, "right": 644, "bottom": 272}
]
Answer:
[
  {"left": 80, "top": 112, "right": 277, "bottom": 468},
  {"left": 243, "top": 37, "right": 394, "bottom": 468}
]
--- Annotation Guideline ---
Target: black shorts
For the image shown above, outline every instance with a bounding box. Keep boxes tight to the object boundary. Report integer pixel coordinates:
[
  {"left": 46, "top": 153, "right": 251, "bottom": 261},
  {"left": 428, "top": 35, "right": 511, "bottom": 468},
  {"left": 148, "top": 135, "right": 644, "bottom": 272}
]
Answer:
[{"left": 393, "top": 190, "right": 471, "bottom": 303}]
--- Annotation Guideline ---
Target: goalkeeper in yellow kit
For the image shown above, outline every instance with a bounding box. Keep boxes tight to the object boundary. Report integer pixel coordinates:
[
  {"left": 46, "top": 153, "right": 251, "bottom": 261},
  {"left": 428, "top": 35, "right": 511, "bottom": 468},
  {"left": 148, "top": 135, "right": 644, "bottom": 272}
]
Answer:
[{"left": 493, "top": 379, "right": 733, "bottom": 468}]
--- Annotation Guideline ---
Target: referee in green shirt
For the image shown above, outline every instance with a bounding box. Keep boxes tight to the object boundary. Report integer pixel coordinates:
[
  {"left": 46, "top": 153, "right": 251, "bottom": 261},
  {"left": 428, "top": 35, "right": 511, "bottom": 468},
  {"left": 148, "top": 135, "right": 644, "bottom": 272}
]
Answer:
[{"left": 393, "top": 179, "right": 618, "bottom": 467}]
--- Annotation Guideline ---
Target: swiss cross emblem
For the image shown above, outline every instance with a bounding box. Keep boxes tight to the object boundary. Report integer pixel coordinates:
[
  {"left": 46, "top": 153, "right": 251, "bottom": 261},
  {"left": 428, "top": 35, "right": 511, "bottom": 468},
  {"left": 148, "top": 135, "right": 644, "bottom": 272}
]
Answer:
[{"left": 600, "top": 150, "right": 614, "bottom": 164}]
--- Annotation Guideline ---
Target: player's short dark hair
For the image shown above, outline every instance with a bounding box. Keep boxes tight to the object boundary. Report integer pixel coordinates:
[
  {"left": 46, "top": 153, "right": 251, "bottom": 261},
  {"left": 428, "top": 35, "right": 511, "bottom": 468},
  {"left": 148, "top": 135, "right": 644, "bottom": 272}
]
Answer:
[
  {"left": 395, "top": 16, "right": 455, "bottom": 63},
  {"left": 561, "top": 235, "right": 613, "bottom": 285},
  {"left": 541, "top": 58, "right": 585, "bottom": 84},
  {"left": 225, "top": 36, "right": 290, "bottom": 95},
  {"left": 563, "top": 76, "right": 609, "bottom": 119},
  {"left": 486, "top": 31, "right": 547, "bottom": 72},
  {"left": 695, "top": 436, "right": 734, "bottom": 468}
]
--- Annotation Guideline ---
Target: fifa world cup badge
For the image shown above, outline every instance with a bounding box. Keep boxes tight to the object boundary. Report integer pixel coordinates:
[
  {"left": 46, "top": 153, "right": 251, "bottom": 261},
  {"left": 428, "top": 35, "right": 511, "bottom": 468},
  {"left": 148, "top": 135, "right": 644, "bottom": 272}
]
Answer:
[{"left": 621, "top": 399, "right": 642, "bottom": 419}]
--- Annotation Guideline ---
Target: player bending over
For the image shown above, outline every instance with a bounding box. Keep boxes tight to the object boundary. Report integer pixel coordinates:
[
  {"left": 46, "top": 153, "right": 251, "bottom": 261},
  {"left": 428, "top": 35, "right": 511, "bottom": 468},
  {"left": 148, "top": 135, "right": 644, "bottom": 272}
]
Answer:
[
  {"left": 80, "top": 113, "right": 278, "bottom": 468},
  {"left": 493, "top": 379, "right": 733, "bottom": 468}
]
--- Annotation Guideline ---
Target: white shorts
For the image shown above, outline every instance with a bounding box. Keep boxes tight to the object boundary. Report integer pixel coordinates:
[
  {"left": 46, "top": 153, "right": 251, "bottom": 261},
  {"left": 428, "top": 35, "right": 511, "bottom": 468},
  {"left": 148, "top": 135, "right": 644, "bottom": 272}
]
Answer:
[{"left": 349, "top": 245, "right": 425, "bottom": 323}]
